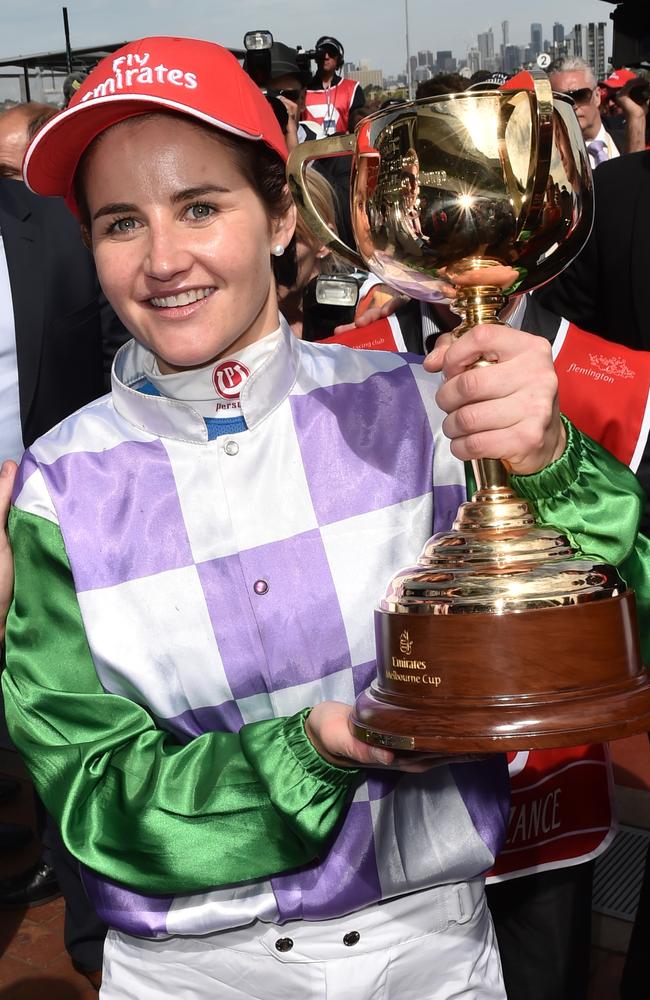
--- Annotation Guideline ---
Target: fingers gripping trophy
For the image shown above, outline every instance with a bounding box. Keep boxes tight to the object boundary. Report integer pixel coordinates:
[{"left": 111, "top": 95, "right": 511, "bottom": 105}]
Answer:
[{"left": 287, "top": 72, "right": 650, "bottom": 752}]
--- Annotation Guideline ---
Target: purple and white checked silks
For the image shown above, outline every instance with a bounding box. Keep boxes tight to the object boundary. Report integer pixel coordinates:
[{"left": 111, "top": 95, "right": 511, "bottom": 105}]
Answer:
[{"left": 13, "top": 322, "right": 509, "bottom": 937}]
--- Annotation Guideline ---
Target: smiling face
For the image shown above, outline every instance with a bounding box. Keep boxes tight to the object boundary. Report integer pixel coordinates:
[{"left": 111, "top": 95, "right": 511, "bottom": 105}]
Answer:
[{"left": 82, "top": 115, "right": 295, "bottom": 373}]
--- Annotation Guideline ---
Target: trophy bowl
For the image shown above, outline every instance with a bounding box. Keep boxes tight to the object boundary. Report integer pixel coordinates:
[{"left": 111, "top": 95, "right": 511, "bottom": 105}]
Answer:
[{"left": 287, "top": 75, "right": 650, "bottom": 751}]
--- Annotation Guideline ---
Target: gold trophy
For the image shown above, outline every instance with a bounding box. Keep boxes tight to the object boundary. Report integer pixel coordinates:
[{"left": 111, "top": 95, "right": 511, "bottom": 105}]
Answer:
[{"left": 287, "top": 75, "right": 650, "bottom": 751}]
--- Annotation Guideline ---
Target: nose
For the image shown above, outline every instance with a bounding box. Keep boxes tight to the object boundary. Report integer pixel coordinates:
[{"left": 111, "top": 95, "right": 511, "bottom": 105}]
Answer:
[{"left": 144, "top": 221, "right": 193, "bottom": 282}]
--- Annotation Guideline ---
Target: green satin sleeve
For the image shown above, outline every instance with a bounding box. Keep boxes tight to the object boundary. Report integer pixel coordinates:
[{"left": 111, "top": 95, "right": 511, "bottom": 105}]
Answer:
[
  {"left": 507, "top": 418, "right": 650, "bottom": 664},
  {"left": 3, "top": 507, "right": 358, "bottom": 895}
]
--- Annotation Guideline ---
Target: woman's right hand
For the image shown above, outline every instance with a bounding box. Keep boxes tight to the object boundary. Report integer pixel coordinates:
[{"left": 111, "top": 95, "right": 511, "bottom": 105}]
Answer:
[
  {"left": 0, "top": 460, "right": 17, "bottom": 644},
  {"left": 305, "top": 702, "right": 480, "bottom": 773}
]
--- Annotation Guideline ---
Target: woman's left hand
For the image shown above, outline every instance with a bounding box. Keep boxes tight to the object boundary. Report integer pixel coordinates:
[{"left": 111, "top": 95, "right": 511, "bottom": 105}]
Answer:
[{"left": 425, "top": 325, "right": 566, "bottom": 476}]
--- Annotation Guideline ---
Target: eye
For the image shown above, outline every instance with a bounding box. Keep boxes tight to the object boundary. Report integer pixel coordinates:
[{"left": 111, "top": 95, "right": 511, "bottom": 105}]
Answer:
[
  {"left": 186, "top": 202, "right": 215, "bottom": 221},
  {"left": 106, "top": 216, "right": 140, "bottom": 235}
]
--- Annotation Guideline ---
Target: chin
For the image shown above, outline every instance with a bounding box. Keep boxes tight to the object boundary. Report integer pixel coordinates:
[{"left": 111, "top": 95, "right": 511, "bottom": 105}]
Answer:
[{"left": 153, "top": 346, "right": 222, "bottom": 373}]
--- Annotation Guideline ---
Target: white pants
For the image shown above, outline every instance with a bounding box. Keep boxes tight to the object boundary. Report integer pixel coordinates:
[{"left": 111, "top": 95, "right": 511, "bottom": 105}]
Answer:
[{"left": 101, "top": 880, "right": 505, "bottom": 1000}]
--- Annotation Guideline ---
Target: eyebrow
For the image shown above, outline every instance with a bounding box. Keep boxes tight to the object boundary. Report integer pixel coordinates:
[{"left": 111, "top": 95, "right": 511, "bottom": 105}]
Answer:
[
  {"left": 0, "top": 163, "right": 22, "bottom": 178},
  {"left": 92, "top": 185, "right": 232, "bottom": 222},
  {"left": 171, "top": 185, "right": 231, "bottom": 204},
  {"left": 92, "top": 202, "right": 137, "bottom": 221}
]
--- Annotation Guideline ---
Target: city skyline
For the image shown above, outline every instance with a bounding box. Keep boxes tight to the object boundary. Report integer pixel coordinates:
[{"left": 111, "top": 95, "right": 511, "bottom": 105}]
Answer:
[{"left": 0, "top": 0, "right": 616, "bottom": 82}]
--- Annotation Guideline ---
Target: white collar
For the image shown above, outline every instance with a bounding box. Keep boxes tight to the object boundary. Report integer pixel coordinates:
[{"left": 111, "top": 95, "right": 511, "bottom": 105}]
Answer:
[{"left": 111, "top": 316, "right": 300, "bottom": 444}]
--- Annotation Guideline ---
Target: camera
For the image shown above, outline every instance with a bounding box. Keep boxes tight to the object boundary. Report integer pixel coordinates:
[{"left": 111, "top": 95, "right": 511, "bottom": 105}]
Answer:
[
  {"left": 302, "top": 274, "right": 367, "bottom": 342},
  {"left": 243, "top": 30, "right": 315, "bottom": 92},
  {"left": 626, "top": 79, "right": 650, "bottom": 105}
]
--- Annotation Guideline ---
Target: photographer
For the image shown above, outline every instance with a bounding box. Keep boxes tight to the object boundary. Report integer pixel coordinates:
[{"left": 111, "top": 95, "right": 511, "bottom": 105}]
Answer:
[
  {"left": 304, "top": 35, "right": 367, "bottom": 135},
  {"left": 600, "top": 67, "right": 650, "bottom": 154},
  {"left": 262, "top": 42, "right": 313, "bottom": 151},
  {"left": 242, "top": 34, "right": 358, "bottom": 326}
]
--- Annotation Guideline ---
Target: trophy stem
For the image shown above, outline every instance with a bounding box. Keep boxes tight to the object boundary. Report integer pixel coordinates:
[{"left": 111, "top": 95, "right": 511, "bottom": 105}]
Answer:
[
  {"left": 450, "top": 284, "right": 507, "bottom": 337},
  {"left": 471, "top": 458, "right": 511, "bottom": 492},
  {"left": 450, "top": 284, "right": 513, "bottom": 493}
]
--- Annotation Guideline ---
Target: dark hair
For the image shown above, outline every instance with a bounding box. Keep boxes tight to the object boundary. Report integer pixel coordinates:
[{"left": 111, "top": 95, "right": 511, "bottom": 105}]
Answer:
[
  {"left": 215, "top": 128, "right": 298, "bottom": 286},
  {"left": 415, "top": 74, "right": 469, "bottom": 100},
  {"left": 469, "top": 69, "right": 494, "bottom": 86},
  {"left": 72, "top": 111, "right": 297, "bottom": 285}
]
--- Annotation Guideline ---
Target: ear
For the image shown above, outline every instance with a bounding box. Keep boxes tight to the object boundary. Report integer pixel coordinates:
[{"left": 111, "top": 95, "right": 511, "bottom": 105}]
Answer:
[
  {"left": 272, "top": 198, "right": 297, "bottom": 253},
  {"left": 80, "top": 224, "right": 92, "bottom": 252}
]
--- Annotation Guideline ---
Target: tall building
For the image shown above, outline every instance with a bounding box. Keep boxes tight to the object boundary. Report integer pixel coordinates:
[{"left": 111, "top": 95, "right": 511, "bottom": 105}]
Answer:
[
  {"left": 467, "top": 47, "right": 481, "bottom": 75},
  {"left": 436, "top": 50, "right": 456, "bottom": 72},
  {"left": 573, "top": 22, "right": 607, "bottom": 80},
  {"left": 553, "top": 22, "right": 565, "bottom": 45},
  {"left": 477, "top": 28, "right": 495, "bottom": 70},
  {"left": 500, "top": 20, "right": 510, "bottom": 70},
  {"left": 503, "top": 45, "right": 523, "bottom": 74},
  {"left": 531, "top": 23, "right": 543, "bottom": 57}
]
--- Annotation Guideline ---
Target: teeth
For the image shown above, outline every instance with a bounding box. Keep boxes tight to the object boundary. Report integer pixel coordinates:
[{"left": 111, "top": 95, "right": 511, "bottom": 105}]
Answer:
[{"left": 150, "top": 288, "right": 215, "bottom": 308}]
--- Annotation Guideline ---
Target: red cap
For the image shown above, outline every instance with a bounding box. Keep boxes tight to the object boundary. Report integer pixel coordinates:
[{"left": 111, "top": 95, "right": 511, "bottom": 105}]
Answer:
[
  {"left": 501, "top": 70, "right": 536, "bottom": 92},
  {"left": 23, "top": 36, "right": 288, "bottom": 208},
  {"left": 602, "top": 68, "right": 637, "bottom": 89}
]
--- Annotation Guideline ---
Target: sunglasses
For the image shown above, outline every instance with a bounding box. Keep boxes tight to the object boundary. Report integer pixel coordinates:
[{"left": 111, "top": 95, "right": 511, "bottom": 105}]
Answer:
[
  {"left": 560, "top": 87, "right": 595, "bottom": 106},
  {"left": 267, "top": 88, "right": 302, "bottom": 103},
  {"left": 277, "top": 88, "right": 301, "bottom": 102}
]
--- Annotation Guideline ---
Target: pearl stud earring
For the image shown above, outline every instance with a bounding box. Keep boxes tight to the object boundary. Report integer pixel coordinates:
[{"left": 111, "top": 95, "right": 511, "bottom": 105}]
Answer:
[{"left": 271, "top": 244, "right": 285, "bottom": 257}]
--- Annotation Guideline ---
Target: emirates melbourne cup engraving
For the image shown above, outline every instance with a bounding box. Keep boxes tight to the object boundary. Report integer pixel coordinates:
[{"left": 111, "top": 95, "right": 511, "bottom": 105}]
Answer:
[{"left": 287, "top": 75, "right": 650, "bottom": 751}]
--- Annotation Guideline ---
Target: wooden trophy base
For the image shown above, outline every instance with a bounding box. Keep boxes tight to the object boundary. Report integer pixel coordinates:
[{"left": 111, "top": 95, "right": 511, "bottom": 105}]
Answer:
[{"left": 351, "top": 591, "right": 650, "bottom": 752}]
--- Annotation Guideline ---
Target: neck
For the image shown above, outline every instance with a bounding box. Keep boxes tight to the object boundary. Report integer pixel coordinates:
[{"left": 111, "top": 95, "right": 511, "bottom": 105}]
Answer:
[
  {"left": 321, "top": 68, "right": 336, "bottom": 86},
  {"left": 584, "top": 117, "right": 601, "bottom": 141},
  {"left": 278, "top": 289, "right": 303, "bottom": 329}
]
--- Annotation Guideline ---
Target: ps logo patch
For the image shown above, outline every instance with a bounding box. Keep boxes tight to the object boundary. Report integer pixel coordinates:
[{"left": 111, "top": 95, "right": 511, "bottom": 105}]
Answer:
[{"left": 212, "top": 361, "right": 250, "bottom": 399}]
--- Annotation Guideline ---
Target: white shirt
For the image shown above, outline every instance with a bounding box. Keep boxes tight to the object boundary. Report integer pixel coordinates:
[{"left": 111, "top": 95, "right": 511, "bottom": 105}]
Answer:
[
  {"left": 0, "top": 230, "right": 24, "bottom": 462},
  {"left": 587, "top": 123, "right": 620, "bottom": 170}
]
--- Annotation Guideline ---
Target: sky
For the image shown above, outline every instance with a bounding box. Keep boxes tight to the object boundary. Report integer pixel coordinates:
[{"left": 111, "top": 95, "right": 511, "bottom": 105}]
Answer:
[{"left": 0, "top": 0, "right": 615, "bottom": 80}]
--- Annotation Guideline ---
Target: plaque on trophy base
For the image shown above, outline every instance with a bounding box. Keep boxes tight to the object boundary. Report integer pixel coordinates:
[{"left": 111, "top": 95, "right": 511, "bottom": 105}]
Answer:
[{"left": 352, "top": 593, "right": 649, "bottom": 752}]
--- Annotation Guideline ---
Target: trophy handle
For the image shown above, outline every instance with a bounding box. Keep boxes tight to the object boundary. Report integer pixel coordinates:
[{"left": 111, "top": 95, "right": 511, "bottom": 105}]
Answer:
[
  {"left": 518, "top": 71, "right": 554, "bottom": 236},
  {"left": 286, "top": 135, "right": 365, "bottom": 269}
]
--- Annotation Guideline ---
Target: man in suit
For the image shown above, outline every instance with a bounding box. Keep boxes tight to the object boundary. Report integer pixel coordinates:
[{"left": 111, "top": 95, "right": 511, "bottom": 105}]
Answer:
[
  {"left": 536, "top": 150, "right": 649, "bottom": 350},
  {"left": 0, "top": 178, "right": 122, "bottom": 451},
  {"left": 535, "top": 149, "right": 650, "bottom": 536},
  {"left": 0, "top": 174, "right": 127, "bottom": 988},
  {"left": 538, "top": 143, "right": 650, "bottom": 1000},
  {"left": 536, "top": 149, "right": 650, "bottom": 1000},
  {"left": 548, "top": 57, "right": 620, "bottom": 169}
]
